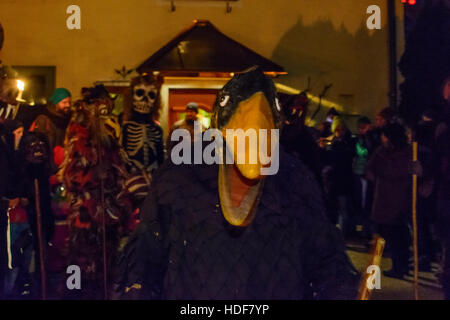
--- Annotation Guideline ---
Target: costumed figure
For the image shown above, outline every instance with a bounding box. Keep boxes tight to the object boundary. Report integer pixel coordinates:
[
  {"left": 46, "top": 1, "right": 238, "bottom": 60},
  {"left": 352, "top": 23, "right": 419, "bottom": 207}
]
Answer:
[
  {"left": 0, "top": 28, "right": 26, "bottom": 298},
  {"left": 61, "top": 85, "right": 133, "bottom": 299},
  {"left": 13, "top": 131, "right": 54, "bottom": 298},
  {"left": 0, "top": 119, "right": 34, "bottom": 299},
  {"left": 118, "top": 66, "right": 358, "bottom": 299},
  {"left": 121, "top": 75, "right": 164, "bottom": 178}
]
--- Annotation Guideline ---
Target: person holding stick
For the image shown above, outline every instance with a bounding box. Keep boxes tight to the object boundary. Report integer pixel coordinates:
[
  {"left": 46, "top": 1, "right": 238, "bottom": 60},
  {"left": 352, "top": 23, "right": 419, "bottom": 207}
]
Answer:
[
  {"left": 413, "top": 110, "right": 439, "bottom": 272},
  {"left": 366, "top": 122, "right": 421, "bottom": 279},
  {"left": 434, "top": 77, "right": 450, "bottom": 299},
  {"left": 15, "top": 132, "right": 54, "bottom": 298}
]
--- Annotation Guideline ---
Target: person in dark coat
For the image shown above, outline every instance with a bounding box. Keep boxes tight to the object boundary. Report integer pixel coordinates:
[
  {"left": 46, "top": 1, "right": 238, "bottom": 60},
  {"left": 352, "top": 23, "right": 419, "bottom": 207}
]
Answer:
[
  {"left": 0, "top": 119, "right": 14, "bottom": 298},
  {"left": 14, "top": 131, "right": 54, "bottom": 298},
  {"left": 279, "top": 92, "right": 322, "bottom": 182},
  {"left": 0, "top": 120, "right": 34, "bottom": 298},
  {"left": 352, "top": 116, "right": 378, "bottom": 240},
  {"left": 167, "top": 102, "right": 206, "bottom": 153},
  {"left": 117, "top": 67, "right": 359, "bottom": 300},
  {"left": 30, "top": 88, "right": 71, "bottom": 175},
  {"left": 366, "top": 122, "right": 415, "bottom": 278},
  {"left": 16, "top": 132, "right": 54, "bottom": 244},
  {"left": 320, "top": 118, "right": 356, "bottom": 236},
  {"left": 368, "top": 107, "right": 397, "bottom": 152},
  {"left": 30, "top": 88, "right": 71, "bottom": 152},
  {"left": 434, "top": 79, "right": 450, "bottom": 299},
  {"left": 413, "top": 109, "right": 439, "bottom": 271}
]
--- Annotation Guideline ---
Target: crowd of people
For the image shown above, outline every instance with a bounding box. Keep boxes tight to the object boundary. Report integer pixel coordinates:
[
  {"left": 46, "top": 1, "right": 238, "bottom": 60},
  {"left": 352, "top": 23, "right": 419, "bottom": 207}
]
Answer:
[
  {"left": 0, "top": 77, "right": 449, "bottom": 299},
  {"left": 280, "top": 94, "right": 450, "bottom": 297},
  {"left": 0, "top": 79, "right": 208, "bottom": 299}
]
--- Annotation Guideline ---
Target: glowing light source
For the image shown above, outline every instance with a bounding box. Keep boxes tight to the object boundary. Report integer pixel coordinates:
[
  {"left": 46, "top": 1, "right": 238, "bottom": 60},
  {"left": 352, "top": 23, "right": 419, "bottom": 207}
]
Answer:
[
  {"left": 16, "top": 79, "right": 25, "bottom": 91},
  {"left": 16, "top": 80, "right": 26, "bottom": 102}
]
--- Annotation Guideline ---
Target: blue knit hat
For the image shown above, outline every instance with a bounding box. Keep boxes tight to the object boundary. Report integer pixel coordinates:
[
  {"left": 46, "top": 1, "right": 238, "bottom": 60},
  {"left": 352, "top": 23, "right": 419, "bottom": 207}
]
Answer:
[{"left": 49, "top": 88, "right": 71, "bottom": 104}]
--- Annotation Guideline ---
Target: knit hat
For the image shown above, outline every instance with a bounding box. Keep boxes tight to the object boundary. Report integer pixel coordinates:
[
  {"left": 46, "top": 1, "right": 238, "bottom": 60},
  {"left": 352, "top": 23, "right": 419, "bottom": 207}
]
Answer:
[
  {"left": 50, "top": 88, "right": 71, "bottom": 104},
  {"left": 186, "top": 102, "right": 199, "bottom": 113}
]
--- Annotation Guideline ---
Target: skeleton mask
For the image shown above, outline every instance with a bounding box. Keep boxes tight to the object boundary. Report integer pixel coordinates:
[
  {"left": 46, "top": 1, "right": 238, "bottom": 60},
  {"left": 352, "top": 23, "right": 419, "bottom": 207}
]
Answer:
[{"left": 133, "top": 83, "right": 157, "bottom": 114}]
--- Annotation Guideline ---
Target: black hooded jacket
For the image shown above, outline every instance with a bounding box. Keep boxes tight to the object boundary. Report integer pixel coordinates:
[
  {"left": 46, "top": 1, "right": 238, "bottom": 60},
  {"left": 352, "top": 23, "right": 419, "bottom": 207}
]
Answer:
[
  {"left": 0, "top": 120, "right": 17, "bottom": 199},
  {"left": 118, "top": 147, "right": 359, "bottom": 300}
]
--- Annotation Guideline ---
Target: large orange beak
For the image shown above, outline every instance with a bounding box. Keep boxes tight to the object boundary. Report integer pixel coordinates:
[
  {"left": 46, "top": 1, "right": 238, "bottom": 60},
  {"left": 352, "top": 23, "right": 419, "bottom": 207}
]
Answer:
[{"left": 218, "top": 92, "right": 277, "bottom": 226}]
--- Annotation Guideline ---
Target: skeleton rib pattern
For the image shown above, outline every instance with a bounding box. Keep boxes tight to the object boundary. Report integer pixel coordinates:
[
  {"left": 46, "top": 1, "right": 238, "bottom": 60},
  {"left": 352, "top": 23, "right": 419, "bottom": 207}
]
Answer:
[{"left": 123, "top": 121, "right": 162, "bottom": 172}]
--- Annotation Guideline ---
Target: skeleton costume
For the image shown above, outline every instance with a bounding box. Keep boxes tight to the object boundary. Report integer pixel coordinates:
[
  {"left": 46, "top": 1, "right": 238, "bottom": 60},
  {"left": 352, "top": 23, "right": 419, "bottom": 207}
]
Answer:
[{"left": 122, "top": 76, "right": 164, "bottom": 176}]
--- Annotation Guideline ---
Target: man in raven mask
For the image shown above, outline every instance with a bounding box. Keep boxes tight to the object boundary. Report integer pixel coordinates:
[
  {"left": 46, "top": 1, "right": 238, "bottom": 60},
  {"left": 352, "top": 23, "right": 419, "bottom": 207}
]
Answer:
[{"left": 118, "top": 66, "right": 359, "bottom": 300}]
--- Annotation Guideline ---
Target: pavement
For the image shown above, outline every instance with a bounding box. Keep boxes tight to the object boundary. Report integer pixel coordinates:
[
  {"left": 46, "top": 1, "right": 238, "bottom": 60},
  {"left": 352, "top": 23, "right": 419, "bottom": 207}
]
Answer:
[{"left": 346, "top": 241, "right": 444, "bottom": 300}]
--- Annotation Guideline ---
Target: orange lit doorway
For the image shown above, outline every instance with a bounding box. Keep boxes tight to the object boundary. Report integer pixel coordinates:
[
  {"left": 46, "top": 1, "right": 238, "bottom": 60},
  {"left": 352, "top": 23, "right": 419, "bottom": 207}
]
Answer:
[{"left": 168, "top": 88, "right": 218, "bottom": 129}]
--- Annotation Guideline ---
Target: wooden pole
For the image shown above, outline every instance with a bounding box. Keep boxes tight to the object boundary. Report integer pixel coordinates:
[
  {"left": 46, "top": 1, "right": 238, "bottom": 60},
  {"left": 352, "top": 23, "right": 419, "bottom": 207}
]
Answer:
[
  {"left": 412, "top": 141, "right": 419, "bottom": 300},
  {"left": 358, "top": 235, "right": 385, "bottom": 300},
  {"left": 94, "top": 103, "right": 108, "bottom": 300},
  {"left": 101, "top": 171, "right": 108, "bottom": 300},
  {"left": 34, "top": 179, "right": 47, "bottom": 300}
]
